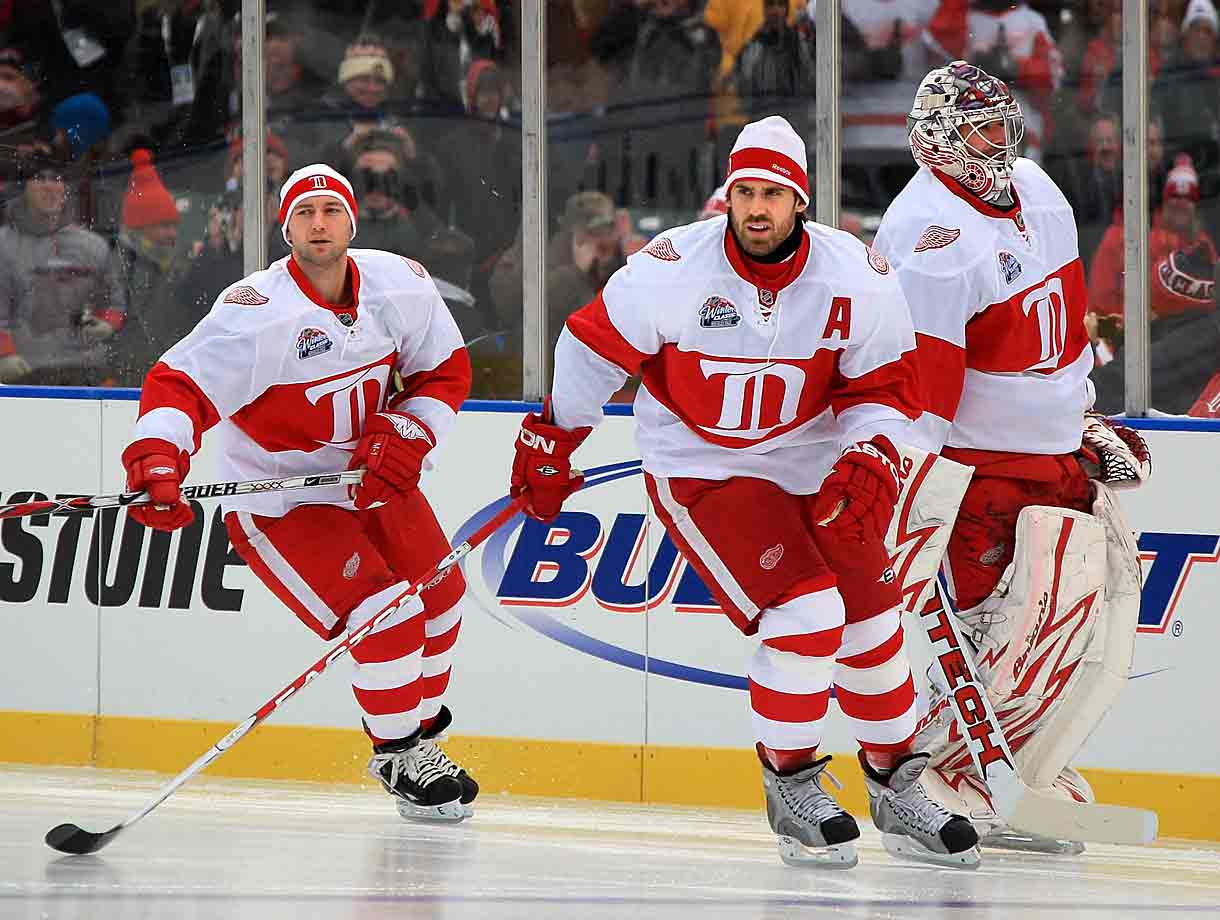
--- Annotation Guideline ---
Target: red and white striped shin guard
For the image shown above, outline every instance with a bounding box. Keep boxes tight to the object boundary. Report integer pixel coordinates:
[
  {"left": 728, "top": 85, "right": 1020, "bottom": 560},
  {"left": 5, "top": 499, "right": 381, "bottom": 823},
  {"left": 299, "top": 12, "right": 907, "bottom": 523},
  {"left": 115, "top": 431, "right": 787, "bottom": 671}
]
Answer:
[
  {"left": 347, "top": 582, "right": 427, "bottom": 743},
  {"left": 833, "top": 606, "right": 917, "bottom": 765},
  {"left": 419, "top": 599, "right": 464, "bottom": 725},
  {"left": 748, "top": 585, "right": 846, "bottom": 755}
]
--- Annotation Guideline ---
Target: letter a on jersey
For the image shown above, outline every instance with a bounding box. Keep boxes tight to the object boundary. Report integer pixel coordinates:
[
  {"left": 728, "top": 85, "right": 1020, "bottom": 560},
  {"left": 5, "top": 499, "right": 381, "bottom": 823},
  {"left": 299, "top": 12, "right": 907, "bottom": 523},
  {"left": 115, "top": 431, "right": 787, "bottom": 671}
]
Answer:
[{"left": 822, "top": 296, "right": 852, "bottom": 340}]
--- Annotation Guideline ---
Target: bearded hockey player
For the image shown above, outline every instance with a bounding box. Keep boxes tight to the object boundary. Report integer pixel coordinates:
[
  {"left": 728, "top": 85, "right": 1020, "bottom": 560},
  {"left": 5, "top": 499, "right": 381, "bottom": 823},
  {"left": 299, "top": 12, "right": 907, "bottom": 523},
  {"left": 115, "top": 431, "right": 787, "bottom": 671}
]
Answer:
[
  {"left": 509, "top": 115, "right": 981, "bottom": 869},
  {"left": 872, "top": 62, "right": 1153, "bottom": 853},
  {"left": 120, "top": 164, "right": 480, "bottom": 822}
]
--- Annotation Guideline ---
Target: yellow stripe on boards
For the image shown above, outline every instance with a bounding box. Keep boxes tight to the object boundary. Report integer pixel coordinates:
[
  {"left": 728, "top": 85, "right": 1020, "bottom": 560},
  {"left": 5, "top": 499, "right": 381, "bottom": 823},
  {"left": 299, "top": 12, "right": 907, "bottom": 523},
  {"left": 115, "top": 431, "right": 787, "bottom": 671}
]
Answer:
[{"left": 0, "top": 710, "right": 1213, "bottom": 841}]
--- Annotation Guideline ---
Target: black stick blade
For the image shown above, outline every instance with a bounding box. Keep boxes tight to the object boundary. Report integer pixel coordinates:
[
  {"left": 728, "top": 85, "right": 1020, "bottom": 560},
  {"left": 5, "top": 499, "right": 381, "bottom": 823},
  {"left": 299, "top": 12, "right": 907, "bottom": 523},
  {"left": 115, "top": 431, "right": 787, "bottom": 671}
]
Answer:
[{"left": 45, "top": 823, "right": 117, "bottom": 855}]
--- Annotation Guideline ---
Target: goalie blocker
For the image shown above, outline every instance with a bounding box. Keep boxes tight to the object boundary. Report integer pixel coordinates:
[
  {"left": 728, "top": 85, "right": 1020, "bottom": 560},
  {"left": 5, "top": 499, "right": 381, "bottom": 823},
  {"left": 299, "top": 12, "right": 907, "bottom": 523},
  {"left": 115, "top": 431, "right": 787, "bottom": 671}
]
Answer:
[{"left": 885, "top": 443, "right": 1156, "bottom": 848}]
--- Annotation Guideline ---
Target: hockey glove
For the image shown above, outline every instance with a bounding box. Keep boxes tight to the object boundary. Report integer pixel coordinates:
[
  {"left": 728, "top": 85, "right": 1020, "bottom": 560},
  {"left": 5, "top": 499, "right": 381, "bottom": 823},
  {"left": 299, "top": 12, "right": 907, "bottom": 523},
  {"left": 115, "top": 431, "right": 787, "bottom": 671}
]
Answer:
[
  {"left": 511, "top": 400, "right": 591, "bottom": 523},
  {"left": 1077, "top": 413, "right": 1152, "bottom": 490},
  {"left": 812, "top": 435, "right": 902, "bottom": 543},
  {"left": 348, "top": 411, "right": 435, "bottom": 510},
  {"left": 121, "top": 437, "right": 195, "bottom": 531}
]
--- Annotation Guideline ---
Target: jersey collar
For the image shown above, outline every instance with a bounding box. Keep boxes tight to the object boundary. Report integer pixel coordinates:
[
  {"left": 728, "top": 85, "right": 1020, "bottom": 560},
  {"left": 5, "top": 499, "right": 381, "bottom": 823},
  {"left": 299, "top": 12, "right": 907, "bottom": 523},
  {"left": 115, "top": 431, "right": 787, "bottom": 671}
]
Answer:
[
  {"left": 287, "top": 254, "right": 362, "bottom": 318},
  {"left": 930, "top": 167, "right": 1026, "bottom": 233},
  {"left": 722, "top": 221, "right": 810, "bottom": 294}
]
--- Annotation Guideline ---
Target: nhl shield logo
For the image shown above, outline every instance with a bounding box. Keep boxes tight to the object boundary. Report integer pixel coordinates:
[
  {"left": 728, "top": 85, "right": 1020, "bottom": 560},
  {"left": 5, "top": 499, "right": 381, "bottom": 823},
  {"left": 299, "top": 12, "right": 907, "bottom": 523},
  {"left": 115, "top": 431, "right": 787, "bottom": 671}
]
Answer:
[
  {"left": 699, "top": 296, "right": 741, "bottom": 328},
  {"left": 758, "top": 288, "right": 776, "bottom": 308},
  {"left": 343, "top": 552, "right": 361, "bottom": 579},
  {"left": 760, "top": 543, "right": 784, "bottom": 571}
]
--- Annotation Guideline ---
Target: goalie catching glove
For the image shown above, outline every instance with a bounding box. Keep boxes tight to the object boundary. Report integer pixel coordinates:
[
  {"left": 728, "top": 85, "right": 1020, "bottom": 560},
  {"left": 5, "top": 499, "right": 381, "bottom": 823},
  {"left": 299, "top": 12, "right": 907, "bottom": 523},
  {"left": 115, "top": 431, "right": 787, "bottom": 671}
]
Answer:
[
  {"left": 120, "top": 438, "right": 195, "bottom": 531},
  {"left": 348, "top": 411, "right": 435, "bottom": 510},
  {"left": 812, "top": 435, "right": 903, "bottom": 543},
  {"left": 1077, "top": 413, "right": 1151, "bottom": 490},
  {"left": 511, "top": 399, "right": 591, "bottom": 522}
]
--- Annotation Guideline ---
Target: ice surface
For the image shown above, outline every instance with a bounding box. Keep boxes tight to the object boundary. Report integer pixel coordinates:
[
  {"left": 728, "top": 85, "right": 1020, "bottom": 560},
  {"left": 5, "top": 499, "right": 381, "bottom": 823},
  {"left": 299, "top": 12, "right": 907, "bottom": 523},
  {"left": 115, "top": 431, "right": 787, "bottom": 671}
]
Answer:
[{"left": 1, "top": 766, "right": 1217, "bottom": 919}]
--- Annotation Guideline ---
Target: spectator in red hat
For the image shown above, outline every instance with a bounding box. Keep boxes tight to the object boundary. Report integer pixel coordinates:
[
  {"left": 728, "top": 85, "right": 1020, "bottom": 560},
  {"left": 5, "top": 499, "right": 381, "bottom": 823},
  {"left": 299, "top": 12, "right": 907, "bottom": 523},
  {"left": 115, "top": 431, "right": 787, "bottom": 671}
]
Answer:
[
  {"left": 1087, "top": 155, "right": 1217, "bottom": 355},
  {"left": 109, "top": 149, "right": 193, "bottom": 385}
]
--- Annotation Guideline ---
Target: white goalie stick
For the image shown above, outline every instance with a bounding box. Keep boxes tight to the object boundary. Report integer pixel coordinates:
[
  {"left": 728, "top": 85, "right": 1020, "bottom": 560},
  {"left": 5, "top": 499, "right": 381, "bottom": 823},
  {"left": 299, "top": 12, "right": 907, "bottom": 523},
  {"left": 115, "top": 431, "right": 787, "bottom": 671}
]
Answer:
[
  {"left": 889, "top": 448, "right": 1157, "bottom": 846},
  {"left": 0, "top": 471, "right": 366, "bottom": 521}
]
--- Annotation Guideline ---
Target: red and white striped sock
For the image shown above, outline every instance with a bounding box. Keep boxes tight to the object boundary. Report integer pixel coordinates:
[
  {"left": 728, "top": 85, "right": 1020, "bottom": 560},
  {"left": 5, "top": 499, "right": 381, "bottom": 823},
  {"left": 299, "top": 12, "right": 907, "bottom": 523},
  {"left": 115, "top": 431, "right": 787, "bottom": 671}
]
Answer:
[
  {"left": 833, "top": 605, "right": 916, "bottom": 770},
  {"left": 748, "top": 584, "right": 846, "bottom": 760},
  {"left": 348, "top": 581, "right": 426, "bottom": 744},
  {"left": 419, "top": 599, "right": 464, "bottom": 729}
]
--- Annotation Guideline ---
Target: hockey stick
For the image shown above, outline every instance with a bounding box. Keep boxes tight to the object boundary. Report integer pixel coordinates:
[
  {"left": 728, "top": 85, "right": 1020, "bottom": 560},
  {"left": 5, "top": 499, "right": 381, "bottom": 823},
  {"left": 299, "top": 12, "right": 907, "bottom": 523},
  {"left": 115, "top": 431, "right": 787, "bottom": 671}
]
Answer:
[
  {"left": 920, "top": 579, "right": 1158, "bottom": 845},
  {"left": 44, "top": 496, "right": 527, "bottom": 855},
  {"left": 0, "top": 471, "right": 366, "bottom": 521}
]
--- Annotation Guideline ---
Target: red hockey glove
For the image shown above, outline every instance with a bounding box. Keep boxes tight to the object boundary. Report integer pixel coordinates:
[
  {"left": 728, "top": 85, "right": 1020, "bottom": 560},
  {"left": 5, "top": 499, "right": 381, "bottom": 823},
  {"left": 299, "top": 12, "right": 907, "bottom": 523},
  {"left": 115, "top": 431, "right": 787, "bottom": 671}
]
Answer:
[
  {"left": 121, "top": 438, "right": 194, "bottom": 531},
  {"left": 1077, "top": 413, "right": 1152, "bottom": 490},
  {"left": 812, "top": 435, "right": 902, "bottom": 543},
  {"left": 348, "top": 411, "right": 435, "bottom": 510},
  {"left": 511, "top": 401, "right": 591, "bottom": 523}
]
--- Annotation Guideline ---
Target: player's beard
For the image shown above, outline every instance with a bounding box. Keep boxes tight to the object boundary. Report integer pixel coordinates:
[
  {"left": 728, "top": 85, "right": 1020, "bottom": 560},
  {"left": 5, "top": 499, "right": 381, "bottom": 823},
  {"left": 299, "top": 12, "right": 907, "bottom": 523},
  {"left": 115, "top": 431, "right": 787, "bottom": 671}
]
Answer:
[
  {"left": 294, "top": 238, "right": 348, "bottom": 270},
  {"left": 729, "top": 205, "right": 798, "bottom": 258}
]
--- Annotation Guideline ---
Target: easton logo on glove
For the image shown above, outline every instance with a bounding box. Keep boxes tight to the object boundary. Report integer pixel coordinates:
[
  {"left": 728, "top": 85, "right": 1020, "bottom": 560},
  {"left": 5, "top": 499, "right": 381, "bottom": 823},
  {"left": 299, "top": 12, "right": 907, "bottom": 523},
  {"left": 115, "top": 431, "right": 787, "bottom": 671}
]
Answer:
[{"left": 510, "top": 399, "right": 592, "bottom": 522}]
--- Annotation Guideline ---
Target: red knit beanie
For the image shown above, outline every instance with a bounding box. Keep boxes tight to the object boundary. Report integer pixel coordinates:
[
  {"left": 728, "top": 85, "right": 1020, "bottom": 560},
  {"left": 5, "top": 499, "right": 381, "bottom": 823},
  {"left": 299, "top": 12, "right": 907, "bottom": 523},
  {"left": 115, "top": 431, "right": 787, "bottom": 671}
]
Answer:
[{"left": 122, "top": 149, "right": 181, "bottom": 229}]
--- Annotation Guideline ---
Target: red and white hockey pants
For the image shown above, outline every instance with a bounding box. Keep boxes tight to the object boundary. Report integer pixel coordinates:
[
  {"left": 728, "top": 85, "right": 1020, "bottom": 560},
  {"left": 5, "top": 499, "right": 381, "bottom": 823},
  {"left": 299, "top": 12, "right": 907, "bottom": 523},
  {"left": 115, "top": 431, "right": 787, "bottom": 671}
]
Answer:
[
  {"left": 225, "top": 489, "right": 466, "bottom": 744},
  {"left": 646, "top": 474, "right": 916, "bottom": 763}
]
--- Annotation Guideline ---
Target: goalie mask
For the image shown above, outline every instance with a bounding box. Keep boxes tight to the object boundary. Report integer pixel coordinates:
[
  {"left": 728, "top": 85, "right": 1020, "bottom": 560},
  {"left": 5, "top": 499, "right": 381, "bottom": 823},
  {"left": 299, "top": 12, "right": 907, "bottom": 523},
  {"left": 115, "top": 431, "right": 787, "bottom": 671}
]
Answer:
[{"left": 908, "top": 61, "right": 1025, "bottom": 203}]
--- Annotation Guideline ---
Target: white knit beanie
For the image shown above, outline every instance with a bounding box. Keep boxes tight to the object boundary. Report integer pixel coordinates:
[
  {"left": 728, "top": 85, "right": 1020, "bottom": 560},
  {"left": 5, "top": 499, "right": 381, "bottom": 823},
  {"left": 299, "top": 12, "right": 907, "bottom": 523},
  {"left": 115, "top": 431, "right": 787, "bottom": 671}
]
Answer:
[
  {"left": 277, "top": 163, "right": 358, "bottom": 244},
  {"left": 724, "top": 115, "right": 810, "bottom": 206},
  {"left": 1183, "top": 0, "right": 1220, "bottom": 32}
]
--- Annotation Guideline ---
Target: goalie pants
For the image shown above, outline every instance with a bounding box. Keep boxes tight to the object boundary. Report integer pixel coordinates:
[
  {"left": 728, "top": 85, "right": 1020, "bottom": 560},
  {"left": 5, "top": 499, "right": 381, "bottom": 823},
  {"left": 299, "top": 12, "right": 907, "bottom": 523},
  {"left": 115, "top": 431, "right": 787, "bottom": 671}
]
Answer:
[
  {"left": 941, "top": 449, "right": 1092, "bottom": 611},
  {"left": 224, "top": 489, "right": 467, "bottom": 744},
  {"left": 645, "top": 473, "right": 916, "bottom": 758}
]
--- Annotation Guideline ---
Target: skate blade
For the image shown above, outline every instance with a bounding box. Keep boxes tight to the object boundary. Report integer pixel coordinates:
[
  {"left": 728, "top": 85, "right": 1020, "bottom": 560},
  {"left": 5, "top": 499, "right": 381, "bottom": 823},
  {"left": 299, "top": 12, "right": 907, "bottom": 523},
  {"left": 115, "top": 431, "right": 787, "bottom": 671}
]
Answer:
[
  {"left": 882, "top": 833, "right": 980, "bottom": 869},
  {"left": 980, "top": 830, "right": 1084, "bottom": 855},
  {"left": 777, "top": 836, "right": 858, "bottom": 869},
  {"left": 395, "top": 799, "right": 469, "bottom": 823}
]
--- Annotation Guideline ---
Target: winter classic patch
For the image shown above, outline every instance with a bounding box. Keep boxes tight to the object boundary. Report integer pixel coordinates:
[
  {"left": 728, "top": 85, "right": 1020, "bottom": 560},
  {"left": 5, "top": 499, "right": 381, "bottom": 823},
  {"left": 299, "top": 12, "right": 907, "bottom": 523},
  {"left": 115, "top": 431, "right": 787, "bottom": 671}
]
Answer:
[
  {"left": 296, "top": 327, "right": 333, "bottom": 360},
  {"left": 699, "top": 295, "right": 741, "bottom": 328}
]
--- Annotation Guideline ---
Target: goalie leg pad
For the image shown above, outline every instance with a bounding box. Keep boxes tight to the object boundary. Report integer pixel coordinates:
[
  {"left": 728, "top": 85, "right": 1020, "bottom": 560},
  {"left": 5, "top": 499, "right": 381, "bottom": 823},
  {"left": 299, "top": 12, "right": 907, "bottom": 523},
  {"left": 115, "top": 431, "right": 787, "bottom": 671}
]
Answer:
[{"left": 1015, "top": 482, "right": 1141, "bottom": 788}]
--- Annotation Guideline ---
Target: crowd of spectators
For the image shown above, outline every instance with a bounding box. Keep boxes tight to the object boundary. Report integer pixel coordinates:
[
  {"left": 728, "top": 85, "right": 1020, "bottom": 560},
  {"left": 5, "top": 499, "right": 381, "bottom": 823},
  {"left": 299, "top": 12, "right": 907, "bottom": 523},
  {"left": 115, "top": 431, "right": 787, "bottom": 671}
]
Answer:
[{"left": 0, "top": 1, "right": 1216, "bottom": 412}]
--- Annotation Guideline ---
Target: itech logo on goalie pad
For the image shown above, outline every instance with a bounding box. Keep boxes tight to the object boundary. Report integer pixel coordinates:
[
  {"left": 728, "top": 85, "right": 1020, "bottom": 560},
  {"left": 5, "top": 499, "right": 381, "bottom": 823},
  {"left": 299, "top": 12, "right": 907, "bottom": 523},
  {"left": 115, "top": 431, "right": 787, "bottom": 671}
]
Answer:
[{"left": 296, "top": 327, "right": 333, "bottom": 360}]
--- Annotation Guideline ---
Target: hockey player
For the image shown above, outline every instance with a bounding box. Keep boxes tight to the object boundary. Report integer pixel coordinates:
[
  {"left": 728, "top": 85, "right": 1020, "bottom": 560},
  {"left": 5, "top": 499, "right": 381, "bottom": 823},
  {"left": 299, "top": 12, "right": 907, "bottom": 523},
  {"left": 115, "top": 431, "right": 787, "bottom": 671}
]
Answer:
[
  {"left": 509, "top": 115, "right": 980, "bottom": 869},
  {"left": 120, "top": 163, "right": 480, "bottom": 822},
  {"left": 872, "top": 61, "right": 1153, "bottom": 851}
]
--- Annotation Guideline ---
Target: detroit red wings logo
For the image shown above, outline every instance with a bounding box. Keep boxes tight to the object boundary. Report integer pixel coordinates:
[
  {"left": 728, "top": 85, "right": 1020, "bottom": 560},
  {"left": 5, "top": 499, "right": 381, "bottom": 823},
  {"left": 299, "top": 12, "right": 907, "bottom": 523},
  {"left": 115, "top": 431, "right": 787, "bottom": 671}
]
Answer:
[
  {"left": 401, "top": 257, "right": 427, "bottom": 278},
  {"left": 642, "top": 237, "right": 680, "bottom": 261},
  {"left": 914, "top": 226, "right": 961, "bottom": 252},
  {"left": 760, "top": 544, "right": 784, "bottom": 571},
  {"left": 866, "top": 247, "right": 890, "bottom": 274},
  {"left": 224, "top": 285, "right": 270, "bottom": 305}
]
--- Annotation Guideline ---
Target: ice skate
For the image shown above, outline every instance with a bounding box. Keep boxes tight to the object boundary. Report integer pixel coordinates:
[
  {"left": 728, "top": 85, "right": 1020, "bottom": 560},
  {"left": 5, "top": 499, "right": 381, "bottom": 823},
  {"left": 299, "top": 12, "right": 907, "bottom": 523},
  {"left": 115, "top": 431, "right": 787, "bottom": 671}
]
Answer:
[
  {"left": 980, "top": 767, "right": 1090, "bottom": 855},
  {"left": 420, "top": 706, "right": 479, "bottom": 818},
  {"left": 368, "top": 723, "right": 468, "bottom": 823},
  {"left": 860, "top": 752, "right": 980, "bottom": 868},
  {"left": 762, "top": 755, "right": 860, "bottom": 868}
]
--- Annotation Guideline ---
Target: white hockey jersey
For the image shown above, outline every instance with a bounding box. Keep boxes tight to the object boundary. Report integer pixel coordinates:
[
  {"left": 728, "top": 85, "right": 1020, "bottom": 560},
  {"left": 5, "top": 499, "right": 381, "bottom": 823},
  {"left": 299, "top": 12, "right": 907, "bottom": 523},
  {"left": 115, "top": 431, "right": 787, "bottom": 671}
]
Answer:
[
  {"left": 872, "top": 159, "right": 1092, "bottom": 456},
  {"left": 551, "top": 216, "right": 921, "bottom": 494},
  {"left": 129, "top": 249, "right": 470, "bottom": 517}
]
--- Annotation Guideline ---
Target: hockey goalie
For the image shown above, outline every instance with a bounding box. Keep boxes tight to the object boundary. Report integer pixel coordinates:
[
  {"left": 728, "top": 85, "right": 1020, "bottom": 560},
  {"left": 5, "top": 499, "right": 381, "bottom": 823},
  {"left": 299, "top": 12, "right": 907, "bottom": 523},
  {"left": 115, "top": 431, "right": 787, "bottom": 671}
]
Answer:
[{"left": 872, "top": 60, "right": 1154, "bottom": 853}]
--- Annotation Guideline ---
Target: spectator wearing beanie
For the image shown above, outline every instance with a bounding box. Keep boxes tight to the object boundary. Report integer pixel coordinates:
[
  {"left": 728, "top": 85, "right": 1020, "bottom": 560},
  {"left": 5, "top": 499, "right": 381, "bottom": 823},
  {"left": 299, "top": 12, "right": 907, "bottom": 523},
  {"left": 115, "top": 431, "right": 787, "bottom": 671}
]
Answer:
[
  {"left": 1088, "top": 155, "right": 1217, "bottom": 327},
  {"left": 109, "top": 149, "right": 192, "bottom": 385}
]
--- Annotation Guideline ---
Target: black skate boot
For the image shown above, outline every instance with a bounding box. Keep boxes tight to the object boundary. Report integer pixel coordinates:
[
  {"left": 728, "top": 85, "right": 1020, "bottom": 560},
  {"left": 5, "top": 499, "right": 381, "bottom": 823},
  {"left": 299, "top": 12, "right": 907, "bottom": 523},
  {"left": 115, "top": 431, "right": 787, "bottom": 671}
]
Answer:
[
  {"left": 860, "top": 751, "right": 980, "bottom": 868},
  {"left": 368, "top": 723, "right": 467, "bottom": 823},
  {"left": 762, "top": 755, "right": 860, "bottom": 868},
  {"left": 421, "top": 706, "right": 478, "bottom": 816}
]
